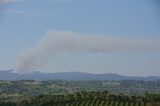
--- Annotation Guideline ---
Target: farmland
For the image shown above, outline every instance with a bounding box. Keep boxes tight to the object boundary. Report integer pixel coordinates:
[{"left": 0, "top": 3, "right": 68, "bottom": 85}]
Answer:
[
  {"left": 0, "top": 91, "right": 160, "bottom": 106},
  {"left": 0, "top": 80, "right": 160, "bottom": 106}
]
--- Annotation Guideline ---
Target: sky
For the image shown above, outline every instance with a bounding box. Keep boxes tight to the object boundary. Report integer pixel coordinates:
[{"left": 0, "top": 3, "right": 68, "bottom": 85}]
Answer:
[{"left": 0, "top": 0, "right": 160, "bottom": 76}]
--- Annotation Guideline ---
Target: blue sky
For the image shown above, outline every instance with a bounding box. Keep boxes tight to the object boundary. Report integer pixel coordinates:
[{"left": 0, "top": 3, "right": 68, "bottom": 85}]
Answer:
[{"left": 0, "top": 0, "right": 160, "bottom": 76}]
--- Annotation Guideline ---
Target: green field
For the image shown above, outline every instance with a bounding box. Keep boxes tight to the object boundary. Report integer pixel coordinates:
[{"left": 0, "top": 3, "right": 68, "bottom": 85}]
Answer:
[
  {"left": 0, "top": 91, "right": 160, "bottom": 106},
  {"left": 0, "top": 80, "right": 160, "bottom": 106}
]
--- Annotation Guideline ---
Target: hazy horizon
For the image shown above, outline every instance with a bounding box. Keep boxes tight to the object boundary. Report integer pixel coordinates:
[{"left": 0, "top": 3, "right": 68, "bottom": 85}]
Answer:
[{"left": 0, "top": 0, "right": 160, "bottom": 76}]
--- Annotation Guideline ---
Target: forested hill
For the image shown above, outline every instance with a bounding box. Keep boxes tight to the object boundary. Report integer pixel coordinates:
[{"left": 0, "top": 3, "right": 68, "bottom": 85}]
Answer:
[{"left": 0, "top": 69, "right": 160, "bottom": 81}]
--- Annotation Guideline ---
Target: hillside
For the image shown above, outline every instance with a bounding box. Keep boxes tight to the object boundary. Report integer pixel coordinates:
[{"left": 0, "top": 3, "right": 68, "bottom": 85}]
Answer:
[{"left": 0, "top": 70, "right": 160, "bottom": 81}]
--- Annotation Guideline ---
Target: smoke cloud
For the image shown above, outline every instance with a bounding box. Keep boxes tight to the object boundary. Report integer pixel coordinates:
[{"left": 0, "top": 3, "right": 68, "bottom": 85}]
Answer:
[
  {"left": 0, "top": 0, "right": 25, "bottom": 4},
  {"left": 15, "top": 31, "right": 160, "bottom": 73}
]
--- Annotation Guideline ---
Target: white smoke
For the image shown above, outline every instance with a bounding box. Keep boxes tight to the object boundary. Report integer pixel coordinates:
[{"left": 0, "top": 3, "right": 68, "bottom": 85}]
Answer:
[{"left": 15, "top": 30, "right": 160, "bottom": 73}]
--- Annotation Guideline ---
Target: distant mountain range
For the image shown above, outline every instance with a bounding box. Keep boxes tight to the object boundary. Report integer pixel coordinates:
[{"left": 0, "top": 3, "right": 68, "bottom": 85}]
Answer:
[{"left": 0, "top": 69, "right": 160, "bottom": 81}]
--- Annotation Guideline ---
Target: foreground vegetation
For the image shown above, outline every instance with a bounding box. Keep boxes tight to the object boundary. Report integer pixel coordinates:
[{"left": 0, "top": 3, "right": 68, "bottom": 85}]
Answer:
[
  {"left": 0, "top": 80, "right": 160, "bottom": 106},
  {"left": 0, "top": 91, "right": 160, "bottom": 106}
]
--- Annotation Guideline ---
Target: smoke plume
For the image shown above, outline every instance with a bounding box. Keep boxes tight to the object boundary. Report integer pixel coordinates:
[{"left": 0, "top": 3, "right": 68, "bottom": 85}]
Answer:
[{"left": 15, "top": 31, "right": 160, "bottom": 73}]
